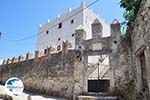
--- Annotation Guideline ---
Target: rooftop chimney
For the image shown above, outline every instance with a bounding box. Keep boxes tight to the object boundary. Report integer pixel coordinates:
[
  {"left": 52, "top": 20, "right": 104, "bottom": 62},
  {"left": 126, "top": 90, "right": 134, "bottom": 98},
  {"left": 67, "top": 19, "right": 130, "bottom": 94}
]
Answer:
[
  {"left": 80, "top": 1, "right": 86, "bottom": 8},
  {"left": 68, "top": 8, "right": 72, "bottom": 12},
  {"left": 39, "top": 24, "right": 42, "bottom": 27},
  {"left": 48, "top": 19, "right": 50, "bottom": 23},
  {"left": 57, "top": 14, "right": 60, "bottom": 18}
]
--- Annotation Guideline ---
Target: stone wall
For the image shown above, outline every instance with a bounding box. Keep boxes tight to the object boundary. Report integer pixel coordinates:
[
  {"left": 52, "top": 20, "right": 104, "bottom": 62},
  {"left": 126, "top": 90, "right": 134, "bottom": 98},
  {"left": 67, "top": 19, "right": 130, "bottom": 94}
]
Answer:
[
  {"left": 109, "top": 0, "right": 150, "bottom": 99},
  {"left": 0, "top": 30, "right": 89, "bottom": 100},
  {"left": 109, "top": 20, "right": 133, "bottom": 90},
  {"left": 130, "top": 0, "right": 150, "bottom": 99},
  {"left": 0, "top": 49, "right": 76, "bottom": 99}
]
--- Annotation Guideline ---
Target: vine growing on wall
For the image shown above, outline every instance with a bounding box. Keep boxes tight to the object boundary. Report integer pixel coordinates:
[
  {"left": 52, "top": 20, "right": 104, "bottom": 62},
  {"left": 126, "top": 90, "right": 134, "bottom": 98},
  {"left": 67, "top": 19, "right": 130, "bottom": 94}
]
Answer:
[{"left": 120, "top": 0, "right": 142, "bottom": 25}]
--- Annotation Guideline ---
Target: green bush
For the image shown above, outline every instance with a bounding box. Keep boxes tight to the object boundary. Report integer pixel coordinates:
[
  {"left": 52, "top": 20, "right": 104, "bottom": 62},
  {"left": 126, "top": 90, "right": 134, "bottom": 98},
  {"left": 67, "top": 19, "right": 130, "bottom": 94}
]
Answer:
[{"left": 120, "top": 0, "right": 142, "bottom": 24}]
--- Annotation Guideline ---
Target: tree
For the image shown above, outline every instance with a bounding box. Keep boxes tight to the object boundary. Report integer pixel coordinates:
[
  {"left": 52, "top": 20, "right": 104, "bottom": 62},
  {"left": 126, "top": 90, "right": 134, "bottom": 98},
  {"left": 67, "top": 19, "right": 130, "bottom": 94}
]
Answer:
[{"left": 120, "top": 0, "right": 142, "bottom": 24}]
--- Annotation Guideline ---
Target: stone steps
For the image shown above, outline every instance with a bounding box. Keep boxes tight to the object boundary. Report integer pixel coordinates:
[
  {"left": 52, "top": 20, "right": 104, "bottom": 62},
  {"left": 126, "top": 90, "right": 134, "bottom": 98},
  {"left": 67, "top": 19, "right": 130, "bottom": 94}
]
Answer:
[
  {"left": 86, "top": 92, "right": 108, "bottom": 96},
  {"left": 78, "top": 92, "right": 117, "bottom": 100},
  {"left": 78, "top": 95, "right": 117, "bottom": 100}
]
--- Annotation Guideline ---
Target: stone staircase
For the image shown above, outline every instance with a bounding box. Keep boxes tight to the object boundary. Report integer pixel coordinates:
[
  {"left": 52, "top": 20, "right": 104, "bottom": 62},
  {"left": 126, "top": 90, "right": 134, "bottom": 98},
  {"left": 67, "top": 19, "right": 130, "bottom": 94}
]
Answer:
[{"left": 78, "top": 93, "right": 117, "bottom": 100}]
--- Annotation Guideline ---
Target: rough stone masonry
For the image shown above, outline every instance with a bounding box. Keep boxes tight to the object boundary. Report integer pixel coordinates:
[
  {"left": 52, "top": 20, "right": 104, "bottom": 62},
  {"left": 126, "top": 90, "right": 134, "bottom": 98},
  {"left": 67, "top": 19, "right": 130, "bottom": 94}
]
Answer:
[
  {"left": 1, "top": 0, "right": 150, "bottom": 99},
  {"left": 108, "top": 0, "right": 150, "bottom": 99},
  {"left": 0, "top": 19, "right": 113, "bottom": 100}
]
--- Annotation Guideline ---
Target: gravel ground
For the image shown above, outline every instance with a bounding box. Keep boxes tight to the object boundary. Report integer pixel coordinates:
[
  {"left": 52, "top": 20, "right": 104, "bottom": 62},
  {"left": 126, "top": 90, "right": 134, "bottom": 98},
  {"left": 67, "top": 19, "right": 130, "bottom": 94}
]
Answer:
[{"left": 0, "top": 85, "right": 68, "bottom": 100}]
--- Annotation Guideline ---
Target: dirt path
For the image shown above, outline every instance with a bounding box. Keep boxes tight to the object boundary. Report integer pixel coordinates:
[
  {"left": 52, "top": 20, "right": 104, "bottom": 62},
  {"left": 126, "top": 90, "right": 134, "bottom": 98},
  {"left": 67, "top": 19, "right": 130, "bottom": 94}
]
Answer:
[{"left": 0, "top": 85, "right": 67, "bottom": 100}]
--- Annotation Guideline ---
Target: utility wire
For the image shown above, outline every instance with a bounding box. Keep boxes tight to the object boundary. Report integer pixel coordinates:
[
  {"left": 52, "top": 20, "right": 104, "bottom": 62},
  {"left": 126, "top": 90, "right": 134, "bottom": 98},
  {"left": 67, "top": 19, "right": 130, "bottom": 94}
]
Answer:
[
  {"left": 3, "top": 0, "right": 100, "bottom": 42},
  {"left": 0, "top": 32, "right": 2, "bottom": 40},
  {"left": 3, "top": 32, "right": 75, "bottom": 46}
]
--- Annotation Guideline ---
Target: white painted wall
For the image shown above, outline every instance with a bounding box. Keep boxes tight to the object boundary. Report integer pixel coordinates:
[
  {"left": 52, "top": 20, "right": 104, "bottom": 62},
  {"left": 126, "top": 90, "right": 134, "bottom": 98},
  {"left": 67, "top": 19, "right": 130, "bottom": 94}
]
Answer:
[
  {"left": 36, "top": 4, "right": 84, "bottom": 50},
  {"left": 83, "top": 8, "right": 110, "bottom": 39},
  {"left": 36, "top": 3, "right": 110, "bottom": 50}
]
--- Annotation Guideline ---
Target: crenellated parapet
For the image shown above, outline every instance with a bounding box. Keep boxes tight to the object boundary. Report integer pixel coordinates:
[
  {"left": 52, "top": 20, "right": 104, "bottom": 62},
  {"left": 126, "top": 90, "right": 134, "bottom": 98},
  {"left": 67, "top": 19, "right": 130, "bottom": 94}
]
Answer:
[
  {"left": 1, "top": 24, "right": 111, "bottom": 66},
  {"left": 1, "top": 40, "right": 74, "bottom": 66}
]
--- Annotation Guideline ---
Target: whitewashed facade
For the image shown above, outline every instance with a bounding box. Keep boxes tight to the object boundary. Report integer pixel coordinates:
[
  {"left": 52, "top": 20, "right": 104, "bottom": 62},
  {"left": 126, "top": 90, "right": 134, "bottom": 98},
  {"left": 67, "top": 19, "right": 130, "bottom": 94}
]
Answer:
[{"left": 36, "top": 2, "right": 110, "bottom": 50}]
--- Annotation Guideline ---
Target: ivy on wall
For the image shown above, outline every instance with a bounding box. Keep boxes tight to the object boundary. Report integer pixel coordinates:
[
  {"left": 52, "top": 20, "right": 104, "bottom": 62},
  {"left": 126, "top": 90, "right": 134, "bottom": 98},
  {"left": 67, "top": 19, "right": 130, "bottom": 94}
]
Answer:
[{"left": 120, "top": 0, "right": 142, "bottom": 24}]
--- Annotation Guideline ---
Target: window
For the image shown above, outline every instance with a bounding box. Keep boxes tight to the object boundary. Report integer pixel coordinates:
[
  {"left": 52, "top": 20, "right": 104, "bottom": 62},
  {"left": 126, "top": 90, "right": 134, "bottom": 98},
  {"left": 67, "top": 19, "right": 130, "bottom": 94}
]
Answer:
[
  {"left": 72, "top": 33, "right": 75, "bottom": 37},
  {"left": 58, "top": 23, "right": 62, "bottom": 29},
  {"left": 139, "top": 52, "right": 148, "bottom": 87},
  {"left": 71, "top": 19, "right": 74, "bottom": 24},
  {"left": 114, "top": 40, "right": 117, "bottom": 44},
  {"left": 46, "top": 30, "right": 49, "bottom": 34},
  {"left": 136, "top": 47, "right": 149, "bottom": 90},
  {"left": 79, "top": 45, "right": 81, "bottom": 49},
  {"left": 58, "top": 38, "right": 61, "bottom": 41},
  {"left": 44, "top": 49, "right": 47, "bottom": 54}
]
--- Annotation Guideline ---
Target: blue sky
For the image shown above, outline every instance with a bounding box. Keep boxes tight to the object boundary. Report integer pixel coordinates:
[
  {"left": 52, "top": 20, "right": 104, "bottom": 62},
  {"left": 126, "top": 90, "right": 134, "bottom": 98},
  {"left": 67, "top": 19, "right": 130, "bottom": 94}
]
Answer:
[{"left": 0, "top": 0, "right": 124, "bottom": 60}]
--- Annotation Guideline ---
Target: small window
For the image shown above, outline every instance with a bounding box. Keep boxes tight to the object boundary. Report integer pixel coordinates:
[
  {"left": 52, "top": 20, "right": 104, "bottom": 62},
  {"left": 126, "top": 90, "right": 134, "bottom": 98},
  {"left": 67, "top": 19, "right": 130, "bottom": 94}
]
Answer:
[
  {"left": 58, "top": 23, "right": 62, "bottom": 29},
  {"left": 114, "top": 40, "right": 117, "bottom": 44},
  {"left": 139, "top": 52, "right": 147, "bottom": 87},
  {"left": 58, "top": 38, "right": 61, "bottom": 41},
  {"left": 46, "top": 30, "right": 49, "bottom": 34},
  {"left": 71, "top": 19, "right": 74, "bottom": 24},
  {"left": 44, "top": 49, "right": 47, "bottom": 54},
  {"left": 72, "top": 33, "right": 75, "bottom": 37},
  {"left": 79, "top": 45, "right": 81, "bottom": 49}
]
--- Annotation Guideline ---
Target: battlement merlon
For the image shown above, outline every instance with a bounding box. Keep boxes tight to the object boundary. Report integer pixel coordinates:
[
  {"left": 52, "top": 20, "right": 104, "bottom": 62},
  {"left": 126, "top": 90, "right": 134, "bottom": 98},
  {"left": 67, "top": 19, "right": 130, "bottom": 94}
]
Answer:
[
  {"left": 26, "top": 52, "right": 34, "bottom": 60},
  {"left": 2, "top": 60, "right": 7, "bottom": 65},
  {"left": 38, "top": 2, "right": 86, "bottom": 32},
  {"left": 12, "top": 57, "right": 18, "bottom": 63},
  {"left": 18, "top": 55, "right": 25, "bottom": 62}
]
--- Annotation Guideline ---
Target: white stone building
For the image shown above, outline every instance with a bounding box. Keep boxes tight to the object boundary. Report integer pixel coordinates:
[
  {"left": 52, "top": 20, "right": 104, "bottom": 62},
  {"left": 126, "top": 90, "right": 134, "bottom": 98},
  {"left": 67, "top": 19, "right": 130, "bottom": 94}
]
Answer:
[{"left": 36, "top": 2, "right": 110, "bottom": 50}]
